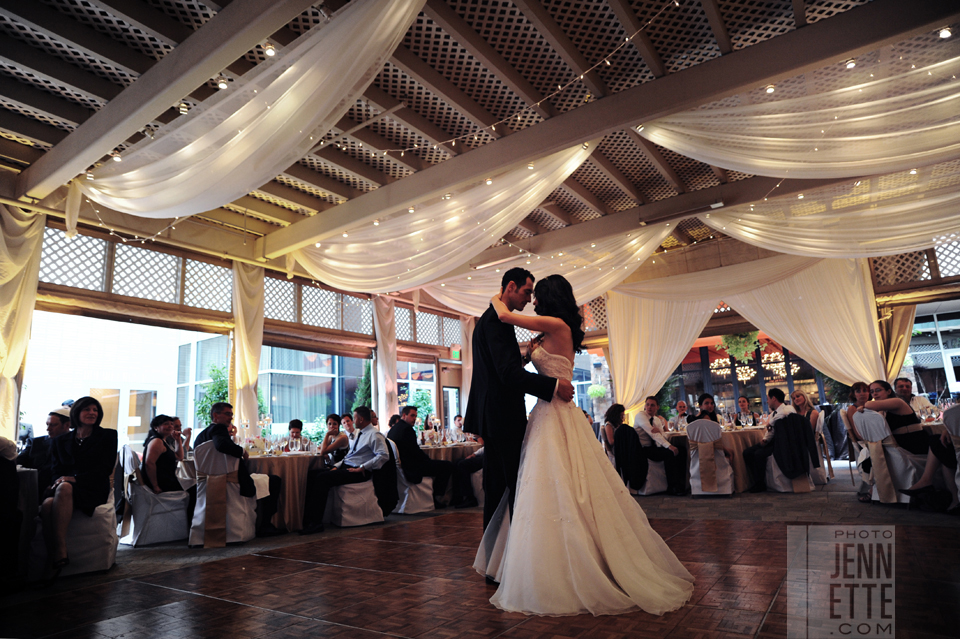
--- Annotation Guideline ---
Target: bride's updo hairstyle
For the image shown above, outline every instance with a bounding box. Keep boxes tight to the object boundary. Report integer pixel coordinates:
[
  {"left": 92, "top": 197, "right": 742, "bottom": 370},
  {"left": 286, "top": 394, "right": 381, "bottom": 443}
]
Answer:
[{"left": 533, "top": 274, "right": 585, "bottom": 353}]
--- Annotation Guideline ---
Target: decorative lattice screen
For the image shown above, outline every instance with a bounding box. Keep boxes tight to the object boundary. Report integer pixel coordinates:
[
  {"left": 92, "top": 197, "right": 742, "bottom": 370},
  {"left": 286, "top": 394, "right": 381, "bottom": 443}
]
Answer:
[
  {"left": 39, "top": 228, "right": 107, "bottom": 291},
  {"left": 442, "top": 316, "right": 462, "bottom": 347},
  {"left": 582, "top": 297, "right": 608, "bottom": 332},
  {"left": 183, "top": 259, "right": 232, "bottom": 312},
  {"left": 872, "top": 251, "right": 932, "bottom": 287},
  {"left": 264, "top": 277, "right": 296, "bottom": 322},
  {"left": 301, "top": 285, "right": 340, "bottom": 330},
  {"left": 112, "top": 243, "right": 180, "bottom": 303},
  {"left": 934, "top": 241, "right": 960, "bottom": 278},
  {"left": 395, "top": 306, "right": 413, "bottom": 341},
  {"left": 342, "top": 294, "right": 373, "bottom": 335},
  {"left": 516, "top": 327, "right": 536, "bottom": 343},
  {"left": 416, "top": 311, "right": 441, "bottom": 346}
]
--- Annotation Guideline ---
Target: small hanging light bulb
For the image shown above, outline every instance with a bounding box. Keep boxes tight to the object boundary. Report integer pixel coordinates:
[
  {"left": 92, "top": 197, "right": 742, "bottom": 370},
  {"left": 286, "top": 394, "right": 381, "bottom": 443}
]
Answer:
[
  {"left": 263, "top": 43, "right": 276, "bottom": 57},
  {"left": 216, "top": 75, "right": 229, "bottom": 90},
  {"left": 527, "top": 162, "right": 534, "bottom": 170},
  {"left": 485, "top": 178, "right": 493, "bottom": 185},
  {"left": 939, "top": 27, "right": 952, "bottom": 39},
  {"left": 178, "top": 102, "right": 189, "bottom": 115},
  {"left": 765, "top": 84, "right": 775, "bottom": 94},
  {"left": 845, "top": 58, "right": 856, "bottom": 69}
]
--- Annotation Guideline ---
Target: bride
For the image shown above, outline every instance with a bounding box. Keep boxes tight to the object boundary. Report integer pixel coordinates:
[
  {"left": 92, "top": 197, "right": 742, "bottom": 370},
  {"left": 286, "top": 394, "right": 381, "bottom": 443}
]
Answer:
[{"left": 474, "top": 274, "right": 694, "bottom": 617}]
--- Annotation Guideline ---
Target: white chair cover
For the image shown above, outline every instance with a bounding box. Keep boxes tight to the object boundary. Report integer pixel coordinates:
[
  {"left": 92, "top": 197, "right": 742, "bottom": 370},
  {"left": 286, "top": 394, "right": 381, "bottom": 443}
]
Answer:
[
  {"left": 636, "top": 460, "right": 668, "bottom": 496},
  {"left": 853, "top": 410, "right": 926, "bottom": 504},
  {"left": 323, "top": 481, "right": 384, "bottom": 527},
  {"left": 840, "top": 409, "right": 867, "bottom": 486},
  {"left": 188, "top": 441, "right": 256, "bottom": 546},
  {"left": 28, "top": 455, "right": 119, "bottom": 581},
  {"left": 470, "top": 469, "right": 485, "bottom": 508},
  {"left": 687, "top": 420, "right": 733, "bottom": 496},
  {"left": 118, "top": 445, "right": 189, "bottom": 547},
  {"left": 766, "top": 455, "right": 815, "bottom": 493},
  {"left": 395, "top": 446, "right": 435, "bottom": 514},
  {"left": 811, "top": 412, "right": 829, "bottom": 486},
  {"left": 943, "top": 406, "right": 960, "bottom": 496}
]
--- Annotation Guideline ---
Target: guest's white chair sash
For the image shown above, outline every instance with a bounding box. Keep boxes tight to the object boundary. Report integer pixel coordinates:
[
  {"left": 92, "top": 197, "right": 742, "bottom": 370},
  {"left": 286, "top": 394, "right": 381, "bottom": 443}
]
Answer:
[
  {"left": 193, "top": 441, "right": 240, "bottom": 548},
  {"left": 687, "top": 420, "right": 724, "bottom": 493},
  {"left": 853, "top": 410, "right": 902, "bottom": 504}
]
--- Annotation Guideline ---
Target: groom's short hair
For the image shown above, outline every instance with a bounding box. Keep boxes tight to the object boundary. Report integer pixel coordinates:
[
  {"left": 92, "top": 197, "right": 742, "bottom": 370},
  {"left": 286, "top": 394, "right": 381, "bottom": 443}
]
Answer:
[{"left": 501, "top": 267, "right": 534, "bottom": 290}]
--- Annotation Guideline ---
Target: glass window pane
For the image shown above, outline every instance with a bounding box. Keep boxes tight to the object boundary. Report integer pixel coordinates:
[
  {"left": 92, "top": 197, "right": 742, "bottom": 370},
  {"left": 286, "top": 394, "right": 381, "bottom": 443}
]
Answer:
[
  {"left": 263, "top": 346, "right": 334, "bottom": 374},
  {"left": 196, "top": 335, "right": 230, "bottom": 382},
  {"left": 266, "top": 372, "right": 335, "bottom": 425},
  {"left": 177, "top": 343, "right": 191, "bottom": 384}
]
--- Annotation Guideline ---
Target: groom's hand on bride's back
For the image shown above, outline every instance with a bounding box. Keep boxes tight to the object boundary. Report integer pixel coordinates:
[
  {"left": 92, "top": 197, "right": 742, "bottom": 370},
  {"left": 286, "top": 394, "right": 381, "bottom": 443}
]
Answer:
[{"left": 556, "top": 379, "right": 575, "bottom": 402}]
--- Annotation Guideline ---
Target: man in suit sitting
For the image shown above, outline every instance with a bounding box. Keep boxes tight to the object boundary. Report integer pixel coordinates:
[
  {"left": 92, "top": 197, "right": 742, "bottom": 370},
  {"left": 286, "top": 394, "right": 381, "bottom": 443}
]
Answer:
[
  {"left": 633, "top": 397, "right": 689, "bottom": 495},
  {"left": 743, "top": 388, "right": 796, "bottom": 492},
  {"left": 193, "top": 403, "right": 282, "bottom": 536},
  {"left": 301, "top": 406, "right": 389, "bottom": 534},
  {"left": 388, "top": 405, "right": 454, "bottom": 508},
  {"left": 18, "top": 407, "right": 71, "bottom": 501}
]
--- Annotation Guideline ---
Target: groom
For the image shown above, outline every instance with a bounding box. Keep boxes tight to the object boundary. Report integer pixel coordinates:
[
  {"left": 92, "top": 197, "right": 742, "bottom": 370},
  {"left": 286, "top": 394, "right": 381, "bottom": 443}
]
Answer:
[{"left": 464, "top": 267, "right": 575, "bottom": 530}]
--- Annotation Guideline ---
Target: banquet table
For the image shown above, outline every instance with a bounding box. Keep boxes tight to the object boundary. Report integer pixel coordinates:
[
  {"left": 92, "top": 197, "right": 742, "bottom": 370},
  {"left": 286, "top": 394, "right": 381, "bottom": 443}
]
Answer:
[
  {"left": 421, "top": 442, "right": 481, "bottom": 463},
  {"left": 667, "top": 428, "right": 766, "bottom": 493}
]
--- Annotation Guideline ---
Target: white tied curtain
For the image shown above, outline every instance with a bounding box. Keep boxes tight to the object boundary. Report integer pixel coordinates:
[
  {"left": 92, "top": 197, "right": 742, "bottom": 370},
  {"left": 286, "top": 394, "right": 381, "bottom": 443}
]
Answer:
[
  {"left": 372, "top": 295, "right": 397, "bottom": 425},
  {"left": 232, "top": 262, "right": 264, "bottom": 428},
  {"left": 0, "top": 203, "right": 44, "bottom": 441},
  {"left": 293, "top": 143, "right": 595, "bottom": 293},
  {"left": 459, "top": 315, "right": 475, "bottom": 415},
  {"left": 698, "top": 160, "right": 960, "bottom": 257},
  {"left": 609, "top": 256, "right": 888, "bottom": 412},
  {"left": 424, "top": 223, "right": 673, "bottom": 316},
  {"left": 640, "top": 39, "right": 960, "bottom": 179},
  {"left": 75, "top": 0, "right": 425, "bottom": 220}
]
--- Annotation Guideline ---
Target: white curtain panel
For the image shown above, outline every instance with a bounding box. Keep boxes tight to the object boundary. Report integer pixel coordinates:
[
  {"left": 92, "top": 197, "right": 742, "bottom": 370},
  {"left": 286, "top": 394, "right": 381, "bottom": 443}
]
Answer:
[
  {"left": 372, "top": 295, "right": 398, "bottom": 424},
  {"left": 606, "top": 292, "right": 716, "bottom": 416},
  {"left": 76, "top": 0, "right": 426, "bottom": 219},
  {"left": 232, "top": 262, "right": 264, "bottom": 428},
  {"left": 640, "top": 39, "right": 960, "bottom": 179},
  {"left": 724, "top": 259, "right": 887, "bottom": 386},
  {"left": 0, "top": 204, "right": 44, "bottom": 441},
  {"left": 459, "top": 315, "right": 475, "bottom": 416},
  {"left": 293, "top": 143, "right": 594, "bottom": 293},
  {"left": 697, "top": 161, "right": 960, "bottom": 257},
  {"left": 424, "top": 223, "right": 673, "bottom": 317}
]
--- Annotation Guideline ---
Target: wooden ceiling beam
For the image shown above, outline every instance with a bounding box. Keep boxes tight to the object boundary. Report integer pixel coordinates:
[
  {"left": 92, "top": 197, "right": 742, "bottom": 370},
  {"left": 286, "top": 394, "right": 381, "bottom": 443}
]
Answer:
[
  {"left": 540, "top": 203, "right": 577, "bottom": 227},
  {"left": 0, "top": 137, "right": 43, "bottom": 166},
  {"left": 516, "top": 219, "right": 547, "bottom": 236},
  {"left": 605, "top": 0, "right": 667, "bottom": 78},
  {"left": 711, "top": 165, "right": 729, "bottom": 184},
  {"left": 198, "top": 208, "right": 277, "bottom": 236},
  {"left": 793, "top": 0, "right": 808, "bottom": 28},
  {"left": 231, "top": 195, "right": 304, "bottom": 226},
  {"left": 255, "top": 181, "right": 332, "bottom": 215},
  {"left": 627, "top": 129, "right": 686, "bottom": 193},
  {"left": 700, "top": 0, "right": 734, "bottom": 55},
  {"left": 335, "top": 116, "right": 424, "bottom": 173},
  {"left": 280, "top": 163, "right": 361, "bottom": 201},
  {"left": 670, "top": 227, "right": 695, "bottom": 246},
  {"left": 363, "top": 86, "right": 458, "bottom": 157},
  {"left": 0, "top": 111, "right": 66, "bottom": 147},
  {"left": 312, "top": 147, "right": 393, "bottom": 188},
  {"left": 589, "top": 152, "right": 647, "bottom": 205},
  {"left": 561, "top": 178, "right": 614, "bottom": 217}
]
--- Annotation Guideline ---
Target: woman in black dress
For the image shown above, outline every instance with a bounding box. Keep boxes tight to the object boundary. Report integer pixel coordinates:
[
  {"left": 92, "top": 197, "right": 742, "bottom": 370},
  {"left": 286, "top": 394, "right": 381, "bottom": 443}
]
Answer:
[
  {"left": 41, "top": 397, "right": 118, "bottom": 573},
  {"left": 142, "top": 415, "right": 184, "bottom": 494},
  {"left": 863, "top": 380, "right": 927, "bottom": 454}
]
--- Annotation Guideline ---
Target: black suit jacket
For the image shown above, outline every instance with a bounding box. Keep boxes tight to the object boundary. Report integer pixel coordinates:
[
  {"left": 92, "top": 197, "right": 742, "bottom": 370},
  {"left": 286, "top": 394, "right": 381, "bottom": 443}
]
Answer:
[
  {"left": 371, "top": 433, "right": 398, "bottom": 516},
  {"left": 17, "top": 435, "right": 54, "bottom": 495},
  {"left": 613, "top": 424, "right": 648, "bottom": 490},
  {"left": 194, "top": 423, "right": 255, "bottom": 497},
  {"left": 772, "top": 413, "right": 821, "bottom": 479},
  {"left": 387, "top": 421, "right": 430, "bottom": 484},
  {"left": 463, "top": 305, "right": 556, "bottom": 445}
]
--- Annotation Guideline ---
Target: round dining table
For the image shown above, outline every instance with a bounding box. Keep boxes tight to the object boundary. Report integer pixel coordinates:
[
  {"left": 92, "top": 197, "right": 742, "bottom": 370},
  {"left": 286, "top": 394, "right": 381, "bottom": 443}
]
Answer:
[
  {"left": 420, "top": 442, "right": 482, "bottom": 463},
  {"left": 666, "top": 427, "right": 767, "bottom": 493}
]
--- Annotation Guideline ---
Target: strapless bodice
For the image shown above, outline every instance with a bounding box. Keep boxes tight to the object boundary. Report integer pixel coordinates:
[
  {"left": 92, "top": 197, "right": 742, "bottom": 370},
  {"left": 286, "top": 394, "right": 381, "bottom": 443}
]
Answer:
[{"left": 531, "top": 346, "right": 573, "bottom": 381}]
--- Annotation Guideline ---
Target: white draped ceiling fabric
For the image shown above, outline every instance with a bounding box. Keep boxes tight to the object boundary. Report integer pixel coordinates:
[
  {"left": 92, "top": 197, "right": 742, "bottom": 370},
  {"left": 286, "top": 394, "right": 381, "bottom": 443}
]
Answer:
[
  {"left": 639, "top": 39, "right": 960, "bottom": 179},
  {"left": 698, "top": 160, "right": 960, "bottom": 257},
  {"left": 293, "top": 143, "right": 595, "bottom": 293},
  {"left": 232, "top": 262, "right": 264, "bottom": 429},
  {"left": 372, "top": 295, "right": 398, "bottom": 424},
  {"left": 424, "top": 223, "right": 674, "bottom": 316},
  {"left": 609, "top": 256, "right": 888, "bottom": 414},
  {"left": 74, "top": 0, "right": 426, "bottom": 220}
]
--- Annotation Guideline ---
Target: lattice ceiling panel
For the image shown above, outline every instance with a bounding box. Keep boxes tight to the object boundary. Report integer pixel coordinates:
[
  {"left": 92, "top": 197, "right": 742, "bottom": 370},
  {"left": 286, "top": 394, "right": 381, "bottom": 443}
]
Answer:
[
  {"left": 598, "top": 130, "right": 674, "bottom": 202},
  {"left": 0, "top": 15, "right": 137, "bottom": 87},
  {"left": 928, "top": 159, "right": 960, "bottom": 192},
  {"left": 298, "top": 156, "right": 378, "bottom": 193},
  {"left": 726, "top": 169, "right": 753, "bottom": 182},
  {"left": 264, "top": 276, "right": 296, "bottom": 322},
  {"left": 0, "top": 63, "right": 104, "bottom": 111},
  {"left": 549, "top": 187, "right": 601, "bottom": 223},
  {"left": 248, "top": 190, "right": 310, "bottom": 214},
  {"left": 720, "top": 0, "right": 796, "bottom": 51},
  {"left": 659, "top": 145, "right": 721, "bottom": 192},
  {"left": 183, "top": 259, "right": 232, "bottom": 312},
  {"left": 39, "top": 227, "right": 106, "bottom": 291},
  {"left": 43, "top": 0, "right": 173, "bottom": 61},
  {"left": 449, "top": 0, "right": 583, "bottom": 114},
  {"left": 872, "top": 251, "right": 931, "bottom": 287},
  {"left": 660, "top": 234, "right": 682, "bottom": 249},
  {"left": 342, "top": 294, "right": 373, "bottom": 335},
  {"left": 334, "top": 137, "right": 412, "bottom": 181},
  {"left": 630, "top": 0, "right": 720, "bottom": 74},
  {"left": 404, "top": 15, "right": 542, "bottom": 132},
  {"left": 0, "top": 98, "right": 74, "bottom": 132},
  {"left": 143, "top": 0, "right": 212, "bottom": 30},
  {"left": 510, "top": 226, "right": 535, "bottom": 240},
  {"left": 112, "top": 243, "right": 180, "bottom": 303},
  {"left": 805, "top": 0, "right": 871, "bottom": 25},
  {"left": 527, "top": 208, "right": 568, "bottom": 232},
  {"left": 301, "top": 285, "right": 340, "bottom": 330},
  {"left": 935, "top": 241, "right": 960, "bottom": 278},
  {"left": 542, "top": 0, "right": 654, "bottom": 93},
  {"left": 222, "top": 203, "right": 281, "bottom": 227},
  {"left": 345, "top": 99, "right": 450, "bottom": 165},
  {"left": 571, "top": 159, "right": 638, "bottom": 211},
  {"left": 0, "top": 129, "right": 49, "bottom": 150},
  {"left": 273, "top": 174, "right": 344, "bottom": 206},
  {"left": 677, "top": 218, "right": 716, "bottom": 242}
]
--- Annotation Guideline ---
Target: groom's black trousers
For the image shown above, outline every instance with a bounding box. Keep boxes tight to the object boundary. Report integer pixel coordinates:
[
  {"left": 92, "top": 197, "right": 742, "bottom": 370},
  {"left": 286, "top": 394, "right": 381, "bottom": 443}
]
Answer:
[{"left": 482, "top": 428, "right": 525, "bottom": 529}]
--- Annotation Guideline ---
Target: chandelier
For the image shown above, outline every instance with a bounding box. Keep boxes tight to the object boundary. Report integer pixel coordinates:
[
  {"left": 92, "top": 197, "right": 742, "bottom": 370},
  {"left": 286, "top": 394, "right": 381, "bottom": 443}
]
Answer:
[{"left": 709, "top": 351, "right": 801, "bottom": 382}]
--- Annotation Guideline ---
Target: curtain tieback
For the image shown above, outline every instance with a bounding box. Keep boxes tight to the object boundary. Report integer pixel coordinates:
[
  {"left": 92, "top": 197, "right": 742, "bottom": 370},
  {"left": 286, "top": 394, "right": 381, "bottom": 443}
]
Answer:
[
  {"left": 197, "top": 470, "right": 239, "bottom": 548},
  {"left": 690, "top": 438, "right": 724, "bottom": 493},
  {"left": 865, "top": 436, "right": 899, "bottom": 504}
]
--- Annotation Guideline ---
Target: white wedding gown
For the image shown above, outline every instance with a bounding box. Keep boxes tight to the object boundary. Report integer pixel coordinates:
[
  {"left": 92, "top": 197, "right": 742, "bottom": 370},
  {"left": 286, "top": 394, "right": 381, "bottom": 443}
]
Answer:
[{"left": 474, "top": 347, "right": 694, "bottom": 617}]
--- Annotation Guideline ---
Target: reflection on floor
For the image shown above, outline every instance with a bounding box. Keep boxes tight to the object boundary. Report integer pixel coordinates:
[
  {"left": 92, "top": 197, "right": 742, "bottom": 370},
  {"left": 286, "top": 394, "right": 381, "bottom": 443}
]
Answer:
[{"left": 4, "top": 499, "right": 959, "bottom": 639}]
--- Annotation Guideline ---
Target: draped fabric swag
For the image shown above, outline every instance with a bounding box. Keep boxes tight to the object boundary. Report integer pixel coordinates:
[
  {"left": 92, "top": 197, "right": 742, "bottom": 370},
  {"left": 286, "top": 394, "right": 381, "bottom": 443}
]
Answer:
[
  {"left": 293, "top": 143, "right": 595, "bottom": 293},
  {"left": 74, "top": 0, "right": 426, "bottom": 221},
  {"left": 697, "top": 160, "right": 960, "bottom": 257},
  {"left": 640, "top": 39, "right": 960, "bottom": 179},
  {"left": 232, "top": 262, "right": 264, "bottom": 428},
  {"left": 424, "top": 223, "right": 673, "bottom": 317},
  {"left": 0, "top": 203, "right": 45, "bottom": 441},
  {"left": 459, "top": 315, "right": 475, "bottom": 416},
  {"left": 373, "top": 295, "right": 398, "bottom": 424},
  {"left": 608, "top": 256, "right": 890, "bottom": 414},
  {"left": 878, "top": 305, "right": 917, "bottom": 382}
]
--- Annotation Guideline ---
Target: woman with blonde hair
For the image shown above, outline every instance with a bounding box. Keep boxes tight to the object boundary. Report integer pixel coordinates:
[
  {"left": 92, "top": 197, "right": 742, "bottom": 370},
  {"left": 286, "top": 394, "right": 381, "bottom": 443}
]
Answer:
[{"left": 790, "top": 390, "right": 819, "bottom": 433}]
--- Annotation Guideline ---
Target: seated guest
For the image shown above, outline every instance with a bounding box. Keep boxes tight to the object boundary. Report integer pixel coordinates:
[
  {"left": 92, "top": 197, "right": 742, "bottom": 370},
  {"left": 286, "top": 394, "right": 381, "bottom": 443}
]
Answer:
[
  {"left": 668, "top": 400, "right": 691, "bottom": 431},
  {"left": 611, "top": 404, "right": 649, "bottom": 492},
  {"left": 41, "top": 397, "right": 118, "bottom": 579},
  {"left": 170, "top": 416, "right": 191, "bottom": 455},
  {"left": 742, "top": 388, "right": 795, "bottom": 492},
  {"left": 695, "top": 393, "right": 719, "bottom": 422},
  {"left": 301, "top": 406, "right": 388, "bottom": 534},
  {"left": 734, "top": 396, "right": 759, "bottom": 426},
  {"left": 451, "top": 438, "right": 484, "bottom": 508},
  {"left": 899, "top": 427, "right": 959, "bottom": 513},
  {"left": 284, "top": 419, "right": 314, "bottom": 453},
  {"left": 601, "top": 404, "right": 620, "bottom": 464},
  {"left": 18, "top": 407, "right": 71, "bottom": 500},
  {"left": 342, "top": 413, "right": 356, "bottom": 443},
  {"left": 388, "top": 405, "right": 454, "bottom": 508},
  {"left": 388, "top": 414, "right": 401, "bottom": 429},
  {"left": 860, "top": 380, "right": 928, "bottom": 455},
  {"left": 633, "top": 397, "right": 689, "bottom": 495},
  {"left": 318, "top": 413, "right": 349, "bottom": 465},
  {"left": 194, "top": 403, "right": 282, "bottom": 537},
  {"left": 370, "top": 410, "right": 380, "bottom": 429},
  {"left": 790, "top": 390, "right": 819, "bottom": 432},
  {"left": 845, "top": 382, "right": 871, "bottom": 441},
  {"left": 894, "top": 377, "right": 934, "bottom": 417},
  {"left": 142, "top": 415, "right": 186, "bottom": 494}
]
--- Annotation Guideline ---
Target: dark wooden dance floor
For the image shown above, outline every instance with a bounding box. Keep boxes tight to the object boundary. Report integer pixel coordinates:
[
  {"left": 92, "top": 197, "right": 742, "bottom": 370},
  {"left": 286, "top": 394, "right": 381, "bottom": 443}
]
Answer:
[{"left": 3, "top": 510, "right": 958, "bottom": 639}]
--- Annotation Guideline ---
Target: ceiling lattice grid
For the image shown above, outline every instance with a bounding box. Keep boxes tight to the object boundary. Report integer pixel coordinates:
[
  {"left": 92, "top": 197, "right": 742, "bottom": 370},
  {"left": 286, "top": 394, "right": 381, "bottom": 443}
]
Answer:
[
  {"left": 629, "top": 0, "right": 721, "bottom": 74},
  {"left": 598, "top": 130, "right": 675, "bottom": 202},
  {"left": 43, "top": 0, "right": 174, "bottom": 61}
]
